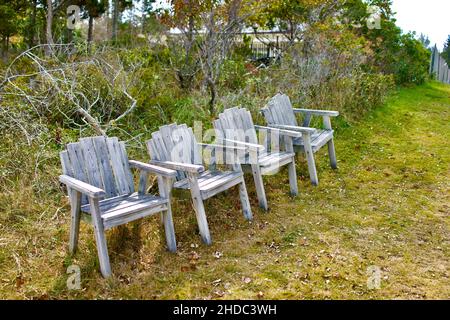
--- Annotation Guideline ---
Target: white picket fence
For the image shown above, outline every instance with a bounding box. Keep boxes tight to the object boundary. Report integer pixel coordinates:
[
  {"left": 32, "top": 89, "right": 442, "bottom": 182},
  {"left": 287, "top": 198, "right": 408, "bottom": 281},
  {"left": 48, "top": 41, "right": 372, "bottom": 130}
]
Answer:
[{"left": 430, "top": 46, "right": 450, "bottom": 84}]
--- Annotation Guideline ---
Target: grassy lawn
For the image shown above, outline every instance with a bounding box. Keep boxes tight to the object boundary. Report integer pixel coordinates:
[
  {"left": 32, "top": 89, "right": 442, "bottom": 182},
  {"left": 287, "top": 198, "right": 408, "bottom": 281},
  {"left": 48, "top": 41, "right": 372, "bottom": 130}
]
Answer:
[{"left": 1, "top": 82, "right": 449, "bottom": 299}]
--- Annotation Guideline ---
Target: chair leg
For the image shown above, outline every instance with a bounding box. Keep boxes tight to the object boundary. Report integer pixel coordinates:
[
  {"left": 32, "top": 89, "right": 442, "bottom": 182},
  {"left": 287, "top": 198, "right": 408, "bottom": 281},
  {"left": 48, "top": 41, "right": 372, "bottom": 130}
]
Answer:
[
  {"left": 163, "top": 209, "right": 177, "bottom": 252},
  {"left": 251, "top": 164, "right": 268, "bottom": 211},
  {"left": 322, "top": 116, "right": 338, "bottom": 170},
  {"left": 303, "top": 136, "right": 319, "bottom": 186},
  {"left": 160, "top": 176, "right": 177, "bottom": 252},
  {"left": 328, "top": 138, "right": 338, "bottom": 169},
  {"left": 156, "top": 175, "right": 165, "bottom": 226},
  {"left": 238, "top": 179, "right": 253, "bottom": 221},
  {"left": 69, "top": 189, "right": 82, "bottom": 255},
  {"left": 288, "top": 157, "right": 299, "bottom": 196},
  {"left": 187, "top": 173, "right": 212, "bottom": 245},
  {"left": 89, "top": 197, "right": 112, "bottom": 278}
]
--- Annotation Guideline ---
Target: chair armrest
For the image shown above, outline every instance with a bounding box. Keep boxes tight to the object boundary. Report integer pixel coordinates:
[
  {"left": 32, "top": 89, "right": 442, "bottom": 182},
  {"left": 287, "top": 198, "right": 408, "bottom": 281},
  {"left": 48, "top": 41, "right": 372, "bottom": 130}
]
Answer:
[
  {"left": 267, "top": 124, "right": 316, "bottom": 134},
  {"left": 149, "top": 160, "right": 205, "bottom": 174},
  {"left": 59, "top": 175, "right": 106, "bottom": 198},
  {"left": 254, "top": 125, "right": 302, "bottom": 138},
  {"left": 199, "top": 143, "right": 247, "bottom": 152},
  {"left": 216, "top": 138, "right": 265, "bottom": 152},
  {"left": 129, "top": 160, "right": 177, "bottom": 178},
  {"left": 293, "top": 109, "right": 339, "bottom": 117}
]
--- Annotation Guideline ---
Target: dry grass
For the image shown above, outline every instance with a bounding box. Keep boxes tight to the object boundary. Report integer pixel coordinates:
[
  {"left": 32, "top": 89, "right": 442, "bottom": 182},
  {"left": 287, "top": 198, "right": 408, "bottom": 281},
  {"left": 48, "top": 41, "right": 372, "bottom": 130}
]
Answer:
[{"left": 0, "top": 82, "right": 449, "bottom": 299}]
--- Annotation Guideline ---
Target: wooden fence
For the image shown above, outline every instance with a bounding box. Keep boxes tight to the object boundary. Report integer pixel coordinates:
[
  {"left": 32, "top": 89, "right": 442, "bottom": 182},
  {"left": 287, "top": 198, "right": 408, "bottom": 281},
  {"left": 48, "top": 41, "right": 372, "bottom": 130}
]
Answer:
[{"left": 430, "top": 46, "right": 450, "bottom": 84}]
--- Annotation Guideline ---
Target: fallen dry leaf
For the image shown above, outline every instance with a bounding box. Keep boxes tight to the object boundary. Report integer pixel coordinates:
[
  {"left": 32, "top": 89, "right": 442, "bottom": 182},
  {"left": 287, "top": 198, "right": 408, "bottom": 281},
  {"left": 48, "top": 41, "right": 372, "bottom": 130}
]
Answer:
[
  {"left": 15, "top": 275, "right": 25, "bottom": 289},
  {"left": 181, "top": 265, "right": 190, "bottom": 272},
  {"left": 242, "top": 277, "right": 252, "bottom": 284},
  {"left": 214, "top": 290, "right": 225, "bottom": 297},
  {"left": 189, "top": 251, "right": 200, "bottom": 261},
  {"left": 212, "top": 279, "right": 222, "bottom": 286}
]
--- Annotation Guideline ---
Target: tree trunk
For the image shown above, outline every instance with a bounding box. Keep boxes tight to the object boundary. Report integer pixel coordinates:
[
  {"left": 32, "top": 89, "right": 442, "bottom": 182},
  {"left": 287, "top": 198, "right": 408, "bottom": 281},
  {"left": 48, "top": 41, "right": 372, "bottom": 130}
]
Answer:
[
  {"left": 186, "top": 15, "right": 194, "bottom": 57},
  {"left": 28, "top": 0, "right": 37, "bottom": 48},
  {"left": 67, "top": 29, "right": 73, "bottom": 43},
  {"left": 206, "top": 77, "right": 216, "bottom": 115},
  {"left": 1, "top": 36, "right": 7, "bottom": 58},
  {"left": 45, "top": 0, "right": 54, "bottom": 56},
  {"left": 112, "top": 0, "right": 119, "bottom": 41},
  {"left": 87, "top": 15, "right": 94, "bottom": 52}
]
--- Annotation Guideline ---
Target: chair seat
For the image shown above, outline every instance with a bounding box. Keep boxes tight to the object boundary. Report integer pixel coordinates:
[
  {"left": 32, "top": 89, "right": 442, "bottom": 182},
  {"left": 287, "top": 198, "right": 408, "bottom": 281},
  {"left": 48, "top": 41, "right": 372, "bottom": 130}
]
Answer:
[
  {"left": 258, "top": 152, "right": 295, "bottom": 168},
  {"left": 293, "top": 129, "right": 333, "bottom": 152},
  {"left": 81, "top": 193, "right": 168, "bottom": 229},
  {"left": 174, "top": 170, "right": 244, "bottom": 199}
]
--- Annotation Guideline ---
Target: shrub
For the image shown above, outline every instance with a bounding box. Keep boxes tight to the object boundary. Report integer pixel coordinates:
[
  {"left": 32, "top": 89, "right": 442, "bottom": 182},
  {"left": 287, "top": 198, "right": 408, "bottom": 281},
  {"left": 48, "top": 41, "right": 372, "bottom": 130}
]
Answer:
[{"left": 394, "top": 33, "right": 431, "bottom": 85}]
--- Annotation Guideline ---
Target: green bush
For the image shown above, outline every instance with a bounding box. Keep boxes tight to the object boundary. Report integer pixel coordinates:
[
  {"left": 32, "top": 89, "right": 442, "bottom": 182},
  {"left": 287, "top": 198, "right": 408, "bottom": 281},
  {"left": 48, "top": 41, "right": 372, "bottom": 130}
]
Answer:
[
  {"left": 219, "top": 58, "right": 248, "bottom": 91},
  {"left": 394, "top": 34, "right": 431, "bottom": 85}
]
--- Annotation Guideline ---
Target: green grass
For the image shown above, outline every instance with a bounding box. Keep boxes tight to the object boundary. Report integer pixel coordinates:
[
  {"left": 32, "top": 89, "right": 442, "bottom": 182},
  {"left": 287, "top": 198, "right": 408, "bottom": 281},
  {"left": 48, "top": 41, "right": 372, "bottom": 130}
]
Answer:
[{"left": 0, "top": 81, "right": 449, "bottom": 299}]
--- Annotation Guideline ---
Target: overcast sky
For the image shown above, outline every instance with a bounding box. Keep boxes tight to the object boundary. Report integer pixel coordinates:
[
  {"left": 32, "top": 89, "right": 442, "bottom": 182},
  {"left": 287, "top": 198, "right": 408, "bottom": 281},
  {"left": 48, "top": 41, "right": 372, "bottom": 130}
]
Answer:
[{"left": 391, "top": 0, "right": 449, "bottom": 50}]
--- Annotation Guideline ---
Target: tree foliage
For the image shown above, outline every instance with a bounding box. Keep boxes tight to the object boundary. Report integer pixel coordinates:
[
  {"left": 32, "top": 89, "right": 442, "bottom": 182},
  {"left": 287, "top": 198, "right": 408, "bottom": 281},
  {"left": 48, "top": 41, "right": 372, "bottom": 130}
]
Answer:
[
  {"left": 0, "top": 0, "right": 433, "bottom": 141},
  {"left": 442, "top": 35, "right": 450, "bottom": 65}
]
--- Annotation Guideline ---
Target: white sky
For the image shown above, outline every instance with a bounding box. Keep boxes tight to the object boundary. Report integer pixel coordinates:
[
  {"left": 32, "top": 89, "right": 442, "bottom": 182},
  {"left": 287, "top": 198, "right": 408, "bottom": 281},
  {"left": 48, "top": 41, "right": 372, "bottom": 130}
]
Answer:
[{"left": 391, "top": 0, "right": 449, "bottom": 50}]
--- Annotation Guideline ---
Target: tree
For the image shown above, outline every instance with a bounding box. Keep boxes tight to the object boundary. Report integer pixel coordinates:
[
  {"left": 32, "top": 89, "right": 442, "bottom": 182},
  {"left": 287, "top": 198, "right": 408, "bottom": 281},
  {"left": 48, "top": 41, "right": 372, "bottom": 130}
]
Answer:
[
  {"left": 395, "top": 32, "right": 430, "bottom": 84},
  {"left": 245, "top": 0, "right": 341, "bottom": 61},
  {"left": 160, "top": 0, "right": 264, "bottom": 112},
  {"left": 0, "top": 0, "right": 29, "bottom": 56},
  {"left": 45, "top": 0, "right": 54, "bottom": 54},
  {"left": 442, "top": 35, "right": 450, "bottom": 65},
  {"left": 160, "top": 0, "right": 214, "bottom": 90},
  {"left": 0, "top": 4, "right": 18, "bottom": 56},
  {"left": 27, "top": 0, "right": 40, "bottom": 48},
  {"left": 249, "top": 0, "right": 310, "bottom": 42},
  {"left": 79, "top": 0, "right": 108, "bottom": 51},
  {"left": 112, "top": 0, "right": 132, "bottom": 41},
  {"left": 418, "top": 33, "right": 430, "bottom": 50},
  {"left": 44, "top": 0, "right": 72, "bottom": 55}
]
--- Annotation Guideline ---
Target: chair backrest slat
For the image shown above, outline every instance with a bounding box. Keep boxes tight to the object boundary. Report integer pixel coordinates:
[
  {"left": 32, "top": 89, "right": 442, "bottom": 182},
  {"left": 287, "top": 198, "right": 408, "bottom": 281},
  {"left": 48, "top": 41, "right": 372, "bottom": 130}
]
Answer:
[
  {"left": 147, "top": 123, "right": 201, "bottom": 181},
  {"left": 151, "top": 131, "right": 169, "bottom": 161},
  {"left": 106, "top": 137, "right": 134, "bottom": 195},
  {"left": 242, "top": 109, "right": 259, "bottom": 143},
  {"left": 263, "top": 93, "right": 298, "bottom": 127},
  {"left": 60, "top": 136, "right": 134, "bottom": 205},
  {"left": 215, "top": 107, "right": 258, "bottom": 145},
  {"left": 80, "top": 138, "right": 104, "bottom": 194},
  {"left": 66, "top": 143, "right": 88, "bottom": 183},
  {"left": 118, "top": 141, "right": 134, "bottom": 192},
  {"left": 60, "top": 149, "right": 88, "bottom": 204},
  {"left": 187, "top": 126, "right": 202, "bottom": 165},
  {"left": 92, "top": 136, "right": 116, "bottom": 198}
]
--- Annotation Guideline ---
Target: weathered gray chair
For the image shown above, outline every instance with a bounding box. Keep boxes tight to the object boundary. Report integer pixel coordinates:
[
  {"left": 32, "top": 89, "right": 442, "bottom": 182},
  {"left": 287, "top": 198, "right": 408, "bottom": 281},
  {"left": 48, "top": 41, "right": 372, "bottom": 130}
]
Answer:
[
  {"left": 146, "top": 123, "right": 252, "bottom": 245},
  {"left": 59, "top": 136, "right": 177, "bottom": 278},
  {"left": 262, "top": 93, "right": 339, "bottom": 186},
  {"left": 213, "top": 107, "right": 301, "bottom": 211}
]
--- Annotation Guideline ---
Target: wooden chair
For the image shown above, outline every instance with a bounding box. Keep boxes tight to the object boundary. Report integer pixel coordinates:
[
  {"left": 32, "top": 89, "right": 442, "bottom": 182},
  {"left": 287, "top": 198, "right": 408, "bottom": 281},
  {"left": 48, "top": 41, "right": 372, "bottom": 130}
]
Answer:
[
  {"left": 146, "top": 123, "right": 252, "bottom": 245},
  {"left": 262, "top": 93, "right": 339, "bottom": 186},
  {"left": 59, "top": 136, "right": 177, "bottom": 278},
  {"left": 213, "top": 107, "right": 302, "bottom": 211}
]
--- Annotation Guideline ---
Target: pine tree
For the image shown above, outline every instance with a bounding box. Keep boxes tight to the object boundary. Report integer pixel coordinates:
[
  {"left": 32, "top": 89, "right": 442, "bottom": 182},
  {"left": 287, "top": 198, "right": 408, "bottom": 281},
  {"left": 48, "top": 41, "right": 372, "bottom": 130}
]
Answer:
[{"left": 442, "top": 35, "right": 450, "bottom": 65}]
